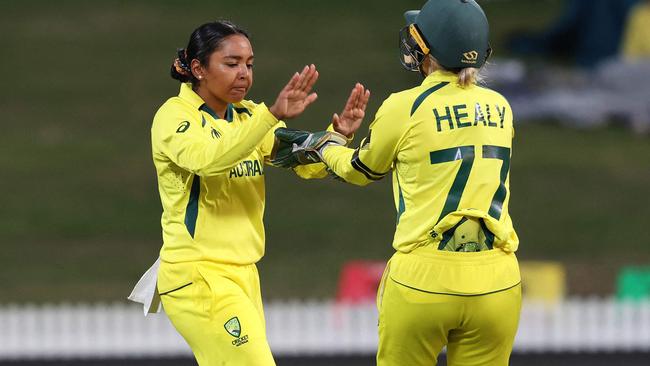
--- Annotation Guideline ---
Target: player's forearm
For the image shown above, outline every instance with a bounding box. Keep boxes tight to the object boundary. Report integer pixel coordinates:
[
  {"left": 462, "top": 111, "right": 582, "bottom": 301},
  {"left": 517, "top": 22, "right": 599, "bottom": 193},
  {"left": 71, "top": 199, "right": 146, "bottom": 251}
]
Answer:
[
  {"left": 292, "top": 163, "right": 328, "bottom": 179},
  {"left": 322, "top": 145, "right": 374, "bottom": 186}
]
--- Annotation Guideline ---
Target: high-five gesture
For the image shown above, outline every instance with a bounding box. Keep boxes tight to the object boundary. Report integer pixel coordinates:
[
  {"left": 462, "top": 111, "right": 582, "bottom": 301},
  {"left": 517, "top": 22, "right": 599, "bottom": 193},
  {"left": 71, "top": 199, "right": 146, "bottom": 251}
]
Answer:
[
  {"left": 269, "top": 64, "right": 319, "bottom": 120},
  {"left": 332, "top": 83, "right": 371, "bottom": 138}
]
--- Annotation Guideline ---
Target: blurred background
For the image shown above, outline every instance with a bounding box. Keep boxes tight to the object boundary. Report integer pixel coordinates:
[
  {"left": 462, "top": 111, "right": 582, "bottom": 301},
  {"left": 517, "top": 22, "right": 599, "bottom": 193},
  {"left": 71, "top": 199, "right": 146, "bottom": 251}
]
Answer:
[{"left": 1, "top": 0, "right": 649, "bottom": 365}]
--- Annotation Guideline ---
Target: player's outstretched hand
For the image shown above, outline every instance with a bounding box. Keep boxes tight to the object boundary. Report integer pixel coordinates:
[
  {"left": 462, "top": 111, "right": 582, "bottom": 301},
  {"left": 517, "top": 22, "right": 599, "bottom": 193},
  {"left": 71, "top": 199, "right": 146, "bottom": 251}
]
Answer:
[
  {"left": 332, "top": 83, "right": 370, "bottom": 138},
  {"left": 269, "top": 64, "right": 319, "bottom": 120},
  {"left": 271, "top": 128, "right": 348, "bottom": 168}
]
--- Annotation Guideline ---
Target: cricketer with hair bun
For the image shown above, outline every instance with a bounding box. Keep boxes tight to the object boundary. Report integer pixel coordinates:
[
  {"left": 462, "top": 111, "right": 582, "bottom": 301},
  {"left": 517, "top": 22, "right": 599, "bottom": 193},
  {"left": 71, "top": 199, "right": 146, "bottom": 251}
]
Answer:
[
  {"left": 275, "top": 1, "right": 522, "bottom": 365},
  {"left": 128, "top": 20, "right": 369, "bottom": 365}
]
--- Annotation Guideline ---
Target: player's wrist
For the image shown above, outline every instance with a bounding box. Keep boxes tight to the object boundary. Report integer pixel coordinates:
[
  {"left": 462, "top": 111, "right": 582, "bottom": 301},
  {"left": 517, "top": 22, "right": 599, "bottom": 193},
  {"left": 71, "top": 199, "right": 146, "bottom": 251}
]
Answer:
[{"left": 268, "top": 104, "right": 285, "bottom": 120}]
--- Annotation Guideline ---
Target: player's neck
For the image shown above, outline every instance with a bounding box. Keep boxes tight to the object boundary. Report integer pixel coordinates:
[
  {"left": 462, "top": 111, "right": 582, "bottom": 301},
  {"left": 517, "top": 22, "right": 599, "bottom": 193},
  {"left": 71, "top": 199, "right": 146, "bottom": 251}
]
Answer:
[{"left": 195, "top": 88, "right": 228, "bottom": 119}]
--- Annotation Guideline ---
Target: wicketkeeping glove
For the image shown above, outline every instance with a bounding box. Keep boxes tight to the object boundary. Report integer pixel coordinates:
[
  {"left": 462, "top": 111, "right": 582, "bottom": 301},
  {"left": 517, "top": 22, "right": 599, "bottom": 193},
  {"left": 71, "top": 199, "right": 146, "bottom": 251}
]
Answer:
[{"left": 271, "top": 128, "right": 348, "bottom": 168}]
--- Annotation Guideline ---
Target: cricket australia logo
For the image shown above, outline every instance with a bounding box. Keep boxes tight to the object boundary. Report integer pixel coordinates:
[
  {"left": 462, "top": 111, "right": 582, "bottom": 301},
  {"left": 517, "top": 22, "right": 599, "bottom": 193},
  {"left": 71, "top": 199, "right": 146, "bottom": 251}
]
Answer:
[{"left": 224, "top": 317, "right": 249, "bottom": 346}]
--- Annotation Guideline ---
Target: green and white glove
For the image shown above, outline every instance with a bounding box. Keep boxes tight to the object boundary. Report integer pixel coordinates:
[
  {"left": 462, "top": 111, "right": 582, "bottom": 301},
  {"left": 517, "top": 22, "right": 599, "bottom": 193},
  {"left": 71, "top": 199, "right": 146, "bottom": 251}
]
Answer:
[{"left": 271, "top": 128, "right": 348, "bottom": 168}]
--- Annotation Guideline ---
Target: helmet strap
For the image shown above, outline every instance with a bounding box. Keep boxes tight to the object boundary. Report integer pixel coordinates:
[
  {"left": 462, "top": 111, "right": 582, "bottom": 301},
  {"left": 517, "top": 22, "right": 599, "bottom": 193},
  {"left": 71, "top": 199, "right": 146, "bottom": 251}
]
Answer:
[{"left": 409, "top": 24, "right": 430, "bottom": 55}]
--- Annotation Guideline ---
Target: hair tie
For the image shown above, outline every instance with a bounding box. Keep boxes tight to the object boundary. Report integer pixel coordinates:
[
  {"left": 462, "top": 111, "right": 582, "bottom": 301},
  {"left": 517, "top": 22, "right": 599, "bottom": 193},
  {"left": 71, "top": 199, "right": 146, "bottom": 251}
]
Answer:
[
  {"left": 175, "top": 48, "right": 192, "bottom": 75},
  {"left": 173, "top": 58, "right": 190, "bottom": 76}
]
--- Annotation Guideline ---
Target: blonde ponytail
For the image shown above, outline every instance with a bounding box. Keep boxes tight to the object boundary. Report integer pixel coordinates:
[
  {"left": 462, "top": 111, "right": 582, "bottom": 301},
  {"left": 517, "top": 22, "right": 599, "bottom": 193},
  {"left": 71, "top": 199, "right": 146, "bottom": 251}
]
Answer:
[{"left": 458, "top": 67, "right": 481, "bottom": 88}]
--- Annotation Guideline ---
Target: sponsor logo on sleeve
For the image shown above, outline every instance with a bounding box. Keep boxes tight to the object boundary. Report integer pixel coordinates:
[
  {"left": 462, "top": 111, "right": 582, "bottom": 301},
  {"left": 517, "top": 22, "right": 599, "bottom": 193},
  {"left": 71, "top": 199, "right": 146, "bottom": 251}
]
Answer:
[{"left": 176, "top": 121, "right": 190, "bottom": 133}]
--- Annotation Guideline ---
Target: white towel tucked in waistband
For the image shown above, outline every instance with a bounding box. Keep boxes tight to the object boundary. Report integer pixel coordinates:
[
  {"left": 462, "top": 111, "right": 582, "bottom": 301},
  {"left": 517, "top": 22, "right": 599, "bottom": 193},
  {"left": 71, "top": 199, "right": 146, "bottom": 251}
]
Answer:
[{"left": 127, "top": 258, "right": 162, "bottom": 316}]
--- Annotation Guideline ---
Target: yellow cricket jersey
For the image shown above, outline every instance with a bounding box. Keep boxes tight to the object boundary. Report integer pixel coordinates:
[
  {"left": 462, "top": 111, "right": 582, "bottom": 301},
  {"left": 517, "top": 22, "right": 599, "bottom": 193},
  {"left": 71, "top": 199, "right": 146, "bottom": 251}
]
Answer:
[
  {"left": 323, "top": 70, "right": 519, "bottom": 255},
  {"left": 152, "top": 83, "right": 326, "bottom": 290}
]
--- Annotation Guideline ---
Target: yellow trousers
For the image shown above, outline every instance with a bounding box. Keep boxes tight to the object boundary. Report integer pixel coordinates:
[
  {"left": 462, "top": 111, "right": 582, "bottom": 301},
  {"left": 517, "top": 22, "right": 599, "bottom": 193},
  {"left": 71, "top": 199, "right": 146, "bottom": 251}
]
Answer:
[
  {"left": 159, "top": 261, "right": 275, "bottom": 366},
  {"left": 377, "top": 249, "right": 522, "bottom": 366}
]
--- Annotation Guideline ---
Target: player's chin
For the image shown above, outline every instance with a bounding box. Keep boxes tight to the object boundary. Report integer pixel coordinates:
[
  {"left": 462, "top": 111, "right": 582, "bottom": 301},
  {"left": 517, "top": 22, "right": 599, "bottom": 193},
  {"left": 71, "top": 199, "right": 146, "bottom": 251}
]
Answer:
[{"left": 229, "top": 88, "right": 248, "bottom": 101}]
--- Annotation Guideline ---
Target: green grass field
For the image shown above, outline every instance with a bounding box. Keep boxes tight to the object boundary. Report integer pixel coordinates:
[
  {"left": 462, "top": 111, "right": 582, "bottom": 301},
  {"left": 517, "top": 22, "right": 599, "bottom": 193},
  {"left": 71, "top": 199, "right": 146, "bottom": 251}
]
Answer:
[{"left": 2, "top": 0, "right": 648, "bottom": 303}]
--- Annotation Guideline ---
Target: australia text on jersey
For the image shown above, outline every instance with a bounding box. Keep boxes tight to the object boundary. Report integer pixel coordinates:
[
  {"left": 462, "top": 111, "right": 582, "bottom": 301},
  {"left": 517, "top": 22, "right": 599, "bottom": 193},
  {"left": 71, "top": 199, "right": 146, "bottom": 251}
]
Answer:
[{"left": 229, "top": 159, "right": 263, "bottom": 178}]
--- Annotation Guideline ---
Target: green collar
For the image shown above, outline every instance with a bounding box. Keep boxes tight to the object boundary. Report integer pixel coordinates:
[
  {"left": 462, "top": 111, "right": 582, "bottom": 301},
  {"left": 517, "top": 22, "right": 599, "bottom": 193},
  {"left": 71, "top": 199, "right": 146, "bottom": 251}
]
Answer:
[
  {"left": 199, "top": 103, "right": 234, "bottom": 122},
  {"left": 178, "top": 83, "right": 234, "bottom": 122}
]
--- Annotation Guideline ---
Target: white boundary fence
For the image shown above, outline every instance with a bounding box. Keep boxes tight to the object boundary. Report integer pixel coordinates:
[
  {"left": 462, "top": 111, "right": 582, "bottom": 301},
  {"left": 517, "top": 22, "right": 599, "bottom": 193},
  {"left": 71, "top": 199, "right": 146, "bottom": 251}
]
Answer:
[{"left": 1, "top": 298, "right": 649, "bottom": 360}]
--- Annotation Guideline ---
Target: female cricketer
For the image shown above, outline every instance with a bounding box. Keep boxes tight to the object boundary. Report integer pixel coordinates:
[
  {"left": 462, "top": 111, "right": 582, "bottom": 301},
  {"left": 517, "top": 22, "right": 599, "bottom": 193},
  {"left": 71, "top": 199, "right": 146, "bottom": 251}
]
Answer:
[
  {"left": 140, "top": 20, "right": 364, "bottom": 365},
  {"left": 275, "top": 0, "right": 522, "bottom": 365}
]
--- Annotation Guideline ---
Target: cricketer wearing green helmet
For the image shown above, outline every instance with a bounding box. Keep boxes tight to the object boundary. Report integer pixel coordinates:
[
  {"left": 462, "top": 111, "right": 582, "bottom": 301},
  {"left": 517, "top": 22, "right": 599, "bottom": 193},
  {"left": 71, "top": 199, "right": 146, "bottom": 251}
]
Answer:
[
  {"left": 400, "top": 0, "right": 492, "bottom": 73},
  {"left": 274, "top": 1, "right": 521, "bottom": 364}
]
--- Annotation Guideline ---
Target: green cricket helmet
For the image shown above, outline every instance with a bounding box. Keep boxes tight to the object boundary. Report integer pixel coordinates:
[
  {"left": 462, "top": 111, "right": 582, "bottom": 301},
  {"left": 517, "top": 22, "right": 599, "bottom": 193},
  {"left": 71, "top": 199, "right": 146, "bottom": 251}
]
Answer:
[{"left": 399, "top": 0, "right": 492, "bottom": 72}]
